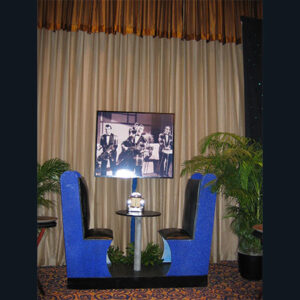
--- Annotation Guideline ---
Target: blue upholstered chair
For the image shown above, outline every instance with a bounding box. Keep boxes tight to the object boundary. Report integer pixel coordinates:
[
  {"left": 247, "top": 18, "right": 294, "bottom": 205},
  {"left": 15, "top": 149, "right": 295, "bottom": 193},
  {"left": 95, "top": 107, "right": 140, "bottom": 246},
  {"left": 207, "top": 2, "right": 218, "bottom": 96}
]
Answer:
[
  {"left": 158, "top": 173, "right": 217, "bottom": 276},
  {"left": 60, "top": 171, "right": 113, "bottom": 278}
]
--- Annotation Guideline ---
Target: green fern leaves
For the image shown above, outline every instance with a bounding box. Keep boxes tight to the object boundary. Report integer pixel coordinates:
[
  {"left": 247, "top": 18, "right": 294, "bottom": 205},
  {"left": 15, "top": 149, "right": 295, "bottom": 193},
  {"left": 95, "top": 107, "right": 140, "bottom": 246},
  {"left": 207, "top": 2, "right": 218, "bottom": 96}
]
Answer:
[
  {"left": 181, "top": 132, "right": 263, "bottom": 254},
  {"left": 37, "top": 158, "right": 70, "bottom": 207}
]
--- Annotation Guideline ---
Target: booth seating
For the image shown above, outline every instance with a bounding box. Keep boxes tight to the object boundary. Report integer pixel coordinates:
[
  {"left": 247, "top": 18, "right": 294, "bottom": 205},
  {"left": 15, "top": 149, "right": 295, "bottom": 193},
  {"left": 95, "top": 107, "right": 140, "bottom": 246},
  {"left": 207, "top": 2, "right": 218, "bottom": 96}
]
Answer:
[
  {"left": 60, "top": 171, "right": 113, "bottom": 279},
  {"left": 159, "top": 173, "right": 217, "bottom": 276},
  {"left": 59, "top": 170, "right": 215, "bottom": 289}
]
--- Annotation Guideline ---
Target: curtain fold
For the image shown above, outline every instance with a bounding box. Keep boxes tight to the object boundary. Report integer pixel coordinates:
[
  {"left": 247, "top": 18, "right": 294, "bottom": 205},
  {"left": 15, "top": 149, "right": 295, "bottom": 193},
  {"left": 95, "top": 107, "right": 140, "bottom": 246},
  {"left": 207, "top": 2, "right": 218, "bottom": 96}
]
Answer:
[
  {"left": 37, "top": 0, "right": 262, "bottom": 43},
  {"left": 37, "top": 28, "right": 243, "bottom": 266}
]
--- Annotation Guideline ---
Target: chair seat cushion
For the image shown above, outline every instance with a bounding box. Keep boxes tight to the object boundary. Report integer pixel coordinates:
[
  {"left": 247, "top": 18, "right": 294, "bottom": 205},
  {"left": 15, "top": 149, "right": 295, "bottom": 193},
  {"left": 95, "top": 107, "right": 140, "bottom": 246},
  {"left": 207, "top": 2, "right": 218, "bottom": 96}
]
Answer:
[
  {"left": 159, "top": 228, "right": 193, "bottom": 240},
  {"left": 85, "top": 228, "right": 113, "bottom": 240}
]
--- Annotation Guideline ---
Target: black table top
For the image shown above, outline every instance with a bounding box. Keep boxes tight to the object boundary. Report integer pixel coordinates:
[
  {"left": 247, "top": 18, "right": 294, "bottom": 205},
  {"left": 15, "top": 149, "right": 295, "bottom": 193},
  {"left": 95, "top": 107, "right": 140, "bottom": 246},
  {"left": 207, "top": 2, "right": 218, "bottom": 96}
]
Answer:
[
  {"left": 116, "top": 210, "right": 161, "bottom": 218},
  {"left": 37, "top": 216, "right": 57, "bottom": 228}
]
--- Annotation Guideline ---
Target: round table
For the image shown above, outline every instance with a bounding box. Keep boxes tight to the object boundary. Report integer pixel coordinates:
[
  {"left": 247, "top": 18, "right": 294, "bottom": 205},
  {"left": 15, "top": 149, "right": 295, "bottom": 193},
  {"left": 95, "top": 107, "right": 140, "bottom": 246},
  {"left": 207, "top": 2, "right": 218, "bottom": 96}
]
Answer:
[
  {"left": 253, "top": 224, "right": 263, "bottom": 233},
  {"left": 252, "top": 223, "right": 263, "bottom": 245},
  {"left": 116, "top": 210, "right": 161, "bottom": 271}
]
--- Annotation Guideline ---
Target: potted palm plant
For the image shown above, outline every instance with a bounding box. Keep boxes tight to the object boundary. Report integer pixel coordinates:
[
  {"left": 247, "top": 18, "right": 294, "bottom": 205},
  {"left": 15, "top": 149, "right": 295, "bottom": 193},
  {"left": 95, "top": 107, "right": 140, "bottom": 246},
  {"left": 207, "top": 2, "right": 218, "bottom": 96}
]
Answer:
[
  {"left": 181, "top": 132, "right": 263, "bottom": 280},
  {"left": 37, "top": 158, "right": 71, "bottom": 208}
]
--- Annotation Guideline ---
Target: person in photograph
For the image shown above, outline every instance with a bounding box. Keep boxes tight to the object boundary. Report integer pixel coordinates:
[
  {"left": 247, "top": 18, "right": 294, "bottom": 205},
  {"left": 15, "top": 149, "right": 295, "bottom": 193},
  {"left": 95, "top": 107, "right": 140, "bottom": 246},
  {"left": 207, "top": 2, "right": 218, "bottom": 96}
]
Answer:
[
  {"left": 158, "top": 125, "right": 173, "bottom": 177},
  {"left": 117, "top": 128, "right": 136, "bottom": 171},
  {"left": 97, "top": 124, "right": 118, "bottom": 176},
  {"left": 132, "top": 122, "right": 140, "bottom": 132},
  {"left": 132, "top": 124, "right": 148, "bottom": 176}
]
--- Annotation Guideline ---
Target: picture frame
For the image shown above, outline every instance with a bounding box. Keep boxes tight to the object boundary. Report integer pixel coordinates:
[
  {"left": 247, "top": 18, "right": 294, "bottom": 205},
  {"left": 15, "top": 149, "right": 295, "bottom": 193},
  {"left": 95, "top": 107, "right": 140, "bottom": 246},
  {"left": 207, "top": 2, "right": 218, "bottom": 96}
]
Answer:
[{"left": 95, "top": 111, "right": 174, "bottom": 179}]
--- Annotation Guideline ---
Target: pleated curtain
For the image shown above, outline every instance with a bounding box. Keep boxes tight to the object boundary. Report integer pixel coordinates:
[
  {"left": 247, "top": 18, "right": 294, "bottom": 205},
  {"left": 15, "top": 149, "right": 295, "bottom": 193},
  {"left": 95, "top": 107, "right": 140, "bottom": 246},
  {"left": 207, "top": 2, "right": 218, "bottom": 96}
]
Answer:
[{"left": 37, "top": 27, "right": 244, "bottom": 265}]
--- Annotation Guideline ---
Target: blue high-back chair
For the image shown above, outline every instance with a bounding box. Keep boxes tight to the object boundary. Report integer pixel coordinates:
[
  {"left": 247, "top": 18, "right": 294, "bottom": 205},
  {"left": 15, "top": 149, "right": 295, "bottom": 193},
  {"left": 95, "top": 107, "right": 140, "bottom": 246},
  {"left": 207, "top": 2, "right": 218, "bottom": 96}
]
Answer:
[
  {"left": 60, "top": 171, "right": 113, "bottom": 278},
  {"left": 159, "top": 173, "right": 217, "bottom": 276}
]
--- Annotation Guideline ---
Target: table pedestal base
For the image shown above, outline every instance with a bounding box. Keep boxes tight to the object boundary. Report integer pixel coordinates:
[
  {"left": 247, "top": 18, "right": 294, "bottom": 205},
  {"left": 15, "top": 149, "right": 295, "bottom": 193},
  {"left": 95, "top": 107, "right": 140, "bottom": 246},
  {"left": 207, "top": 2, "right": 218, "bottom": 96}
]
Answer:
[{"left": 134, "top": 217, "right": 142, "bottom": 271}]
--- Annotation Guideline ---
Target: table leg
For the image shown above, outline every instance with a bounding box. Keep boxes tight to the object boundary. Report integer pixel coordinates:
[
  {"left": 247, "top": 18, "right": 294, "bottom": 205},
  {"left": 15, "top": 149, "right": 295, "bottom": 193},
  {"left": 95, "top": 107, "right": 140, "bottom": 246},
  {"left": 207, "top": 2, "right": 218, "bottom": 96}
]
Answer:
[
  {"left": 37, "top": 228, "right": 46, "bottom": 246},
  {"left": 37, "top": 228, "right": 46, "bottom": 295},
  {"left": 134, "top": 217, "right": 142, "bottom": 271},
  {"left": 38, "top": 278, "right": 45, "bottom": 295}
]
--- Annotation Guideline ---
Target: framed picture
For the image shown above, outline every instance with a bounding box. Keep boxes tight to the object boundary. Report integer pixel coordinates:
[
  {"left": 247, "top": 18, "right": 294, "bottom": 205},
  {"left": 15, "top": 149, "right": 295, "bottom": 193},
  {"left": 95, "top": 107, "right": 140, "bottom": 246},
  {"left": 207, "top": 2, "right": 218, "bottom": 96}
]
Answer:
[{"left": 95, "top": 111, "right": 174, "bottom": 178}]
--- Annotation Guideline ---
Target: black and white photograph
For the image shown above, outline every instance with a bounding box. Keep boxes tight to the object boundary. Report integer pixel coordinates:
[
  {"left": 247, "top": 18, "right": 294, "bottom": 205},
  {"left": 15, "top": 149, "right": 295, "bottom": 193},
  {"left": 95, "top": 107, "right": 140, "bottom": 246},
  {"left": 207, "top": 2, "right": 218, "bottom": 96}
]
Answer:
[{"left": 95, "top": 111, "right": 174, "bottom": 178}]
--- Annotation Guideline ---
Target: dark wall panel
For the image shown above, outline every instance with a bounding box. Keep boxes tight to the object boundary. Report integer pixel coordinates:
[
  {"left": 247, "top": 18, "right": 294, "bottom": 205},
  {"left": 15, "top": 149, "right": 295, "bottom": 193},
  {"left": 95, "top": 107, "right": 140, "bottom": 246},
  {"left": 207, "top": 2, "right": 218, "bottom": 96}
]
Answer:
[{"left": 241, "top": 17, "right": 263, "bottom": 144}]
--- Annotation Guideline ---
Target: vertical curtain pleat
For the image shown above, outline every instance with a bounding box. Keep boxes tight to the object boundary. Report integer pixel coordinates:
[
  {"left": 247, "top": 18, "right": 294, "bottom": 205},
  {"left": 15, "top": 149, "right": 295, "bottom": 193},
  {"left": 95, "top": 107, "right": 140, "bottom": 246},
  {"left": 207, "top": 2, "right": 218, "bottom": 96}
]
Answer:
[{"left": 38, "top": 28, "right": 243, "bottom": 265}]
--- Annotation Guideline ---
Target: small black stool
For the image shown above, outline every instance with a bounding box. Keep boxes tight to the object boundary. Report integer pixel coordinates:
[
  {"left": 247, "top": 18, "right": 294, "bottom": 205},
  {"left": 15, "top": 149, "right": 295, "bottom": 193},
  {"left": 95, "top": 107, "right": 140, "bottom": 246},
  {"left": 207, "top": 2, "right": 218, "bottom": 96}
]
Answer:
[
  {"left": 252, "top": 224, "right": 263, "bottom": 299},
  {"left": 37, "top": 216, "right": 57, "bottom": 295}
]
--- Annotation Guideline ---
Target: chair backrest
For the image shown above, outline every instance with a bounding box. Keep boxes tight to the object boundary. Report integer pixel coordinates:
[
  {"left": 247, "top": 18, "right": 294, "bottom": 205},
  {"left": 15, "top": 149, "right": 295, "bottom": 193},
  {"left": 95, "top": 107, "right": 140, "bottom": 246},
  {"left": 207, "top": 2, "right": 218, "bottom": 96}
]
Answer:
[
  {"left": 160, "top": 173, "right": 216, "bottom": 276},
  {"left": 181, "top": 179, "right": 201, "bottom": 238},
  {"left": 60, "top": 170, "right": 113, "bottom": 278},
  {"left": 79, "top": 177, "right": 89, "bottom": 238}
]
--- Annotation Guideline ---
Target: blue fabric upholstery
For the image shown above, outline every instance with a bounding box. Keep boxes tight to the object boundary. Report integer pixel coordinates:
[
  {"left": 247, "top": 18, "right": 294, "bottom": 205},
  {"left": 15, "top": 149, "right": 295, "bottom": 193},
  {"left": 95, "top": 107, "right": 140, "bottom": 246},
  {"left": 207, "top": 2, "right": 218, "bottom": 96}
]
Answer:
[
  {"left": 158, "top": 173, "right": 217, "bottom": 276},
  {"left": 60, "top": 171, "right": 113, "bottom": 278}
]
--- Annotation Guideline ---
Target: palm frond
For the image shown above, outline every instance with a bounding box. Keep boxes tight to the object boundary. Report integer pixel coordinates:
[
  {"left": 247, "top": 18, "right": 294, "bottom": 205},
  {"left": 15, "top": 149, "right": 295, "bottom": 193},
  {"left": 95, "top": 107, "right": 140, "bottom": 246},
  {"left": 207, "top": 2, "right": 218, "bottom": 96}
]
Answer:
[{"left": 37, "top": 158, "right": 70, "bottom": 207}]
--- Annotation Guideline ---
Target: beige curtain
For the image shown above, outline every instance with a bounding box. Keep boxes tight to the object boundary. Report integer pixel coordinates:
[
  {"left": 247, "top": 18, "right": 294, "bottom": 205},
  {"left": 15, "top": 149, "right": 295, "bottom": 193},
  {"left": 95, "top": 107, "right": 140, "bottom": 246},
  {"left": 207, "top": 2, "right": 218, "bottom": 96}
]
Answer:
[{"left": 37, "top": 28, "right": 243, "bottom": 266}]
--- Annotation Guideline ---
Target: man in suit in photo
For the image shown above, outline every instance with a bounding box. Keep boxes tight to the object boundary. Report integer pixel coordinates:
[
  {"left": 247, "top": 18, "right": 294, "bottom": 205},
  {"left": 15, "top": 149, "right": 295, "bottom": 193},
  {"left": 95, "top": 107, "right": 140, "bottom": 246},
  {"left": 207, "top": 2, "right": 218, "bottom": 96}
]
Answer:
[
  {"left": 158, "top": 125, "right": 173, "bottom": 177},
  {"left": 132, "top": 124, "right": 148, "bottom": 177},
  {"left": 97, "top": 124, "right": 118, "bottom": 176}
]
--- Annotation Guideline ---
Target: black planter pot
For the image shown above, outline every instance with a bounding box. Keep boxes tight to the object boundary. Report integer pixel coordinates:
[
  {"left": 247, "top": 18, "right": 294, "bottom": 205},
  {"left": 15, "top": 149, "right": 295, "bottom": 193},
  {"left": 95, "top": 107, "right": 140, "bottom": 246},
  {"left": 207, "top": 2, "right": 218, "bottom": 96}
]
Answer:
[{"left": 238, "top": 251, "right": 262, "bottom": 280}]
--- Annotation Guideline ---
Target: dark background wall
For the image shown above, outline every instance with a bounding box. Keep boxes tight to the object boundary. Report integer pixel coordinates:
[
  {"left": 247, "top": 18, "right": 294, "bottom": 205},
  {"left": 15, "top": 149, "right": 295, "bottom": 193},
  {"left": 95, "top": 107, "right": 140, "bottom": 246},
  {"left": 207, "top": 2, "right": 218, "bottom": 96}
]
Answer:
[{"left": 241, "top": 17, "right": 263, "bottom": 144}]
